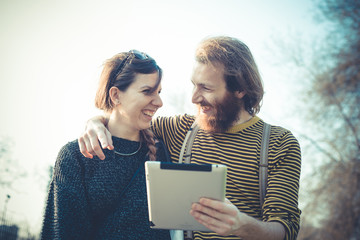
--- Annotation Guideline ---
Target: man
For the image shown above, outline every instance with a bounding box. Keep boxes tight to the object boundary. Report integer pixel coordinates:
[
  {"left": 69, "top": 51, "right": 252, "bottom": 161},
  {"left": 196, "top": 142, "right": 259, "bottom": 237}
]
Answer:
[{"left": 79, "top": 36, "right": 301, "bottom": 240}]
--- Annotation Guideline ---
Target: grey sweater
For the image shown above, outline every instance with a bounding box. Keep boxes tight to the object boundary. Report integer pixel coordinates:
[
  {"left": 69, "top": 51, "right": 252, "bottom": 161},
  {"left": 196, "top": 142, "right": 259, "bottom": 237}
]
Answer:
[{"left": 41, "top": 137, "right": 171, "bottom": 240}]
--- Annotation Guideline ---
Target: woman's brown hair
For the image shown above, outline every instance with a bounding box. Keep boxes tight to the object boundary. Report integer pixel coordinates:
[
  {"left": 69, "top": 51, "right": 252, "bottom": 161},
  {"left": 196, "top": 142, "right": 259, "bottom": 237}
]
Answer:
[{"left": 95, "top": 50, "right": 162, "bottom": 160}]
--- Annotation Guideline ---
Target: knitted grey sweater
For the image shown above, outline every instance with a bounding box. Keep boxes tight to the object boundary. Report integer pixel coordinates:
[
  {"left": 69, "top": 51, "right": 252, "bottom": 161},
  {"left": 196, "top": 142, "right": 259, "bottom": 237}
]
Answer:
[{"left": 41, "top": 137, "right": 171, "bottom": 240}]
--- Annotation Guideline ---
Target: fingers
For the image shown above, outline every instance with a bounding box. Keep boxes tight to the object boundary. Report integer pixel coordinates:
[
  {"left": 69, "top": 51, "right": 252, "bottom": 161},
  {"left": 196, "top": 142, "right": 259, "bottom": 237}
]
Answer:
[
  {"left": 190, "top": 198, "right": 239, "bottom": 236},
  {"left": 78, "top": 129, "right": 113, "bottom": 160},
  {"left": 104, "top": 129, "right": 114, "bottom": 150},
  {"left": 190, "top": 205, "right": 232, "bottom": 235},
  {"left": 197, "top": 198, "right": 237, "bottom": 216},
  {"left": 191, "top": 212, "right": 232, "bottom": 236},
  {"left": 79, "top": 131, "right": 97, "bottom": 159},
  {"left": 77, "top": 115, "right": 113, "bottom": 160},
  {"left": 78, "top": 136, "right": 93, "bottom": 159},
  {"left": 190, "top": 199, "right": 232, "bottom": 221},
  {"left": 92, "top": 124, "right": 114, "bottom": 150},
  {"left": 87, "top": 128, "right": 106, "bottom": 160}
]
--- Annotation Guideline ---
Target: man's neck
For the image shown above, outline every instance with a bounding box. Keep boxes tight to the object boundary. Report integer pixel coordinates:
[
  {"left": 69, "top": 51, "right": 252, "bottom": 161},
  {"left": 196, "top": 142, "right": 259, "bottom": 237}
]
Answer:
[{"left": 233, "top": 110, "right": 253, "bottom": 126}]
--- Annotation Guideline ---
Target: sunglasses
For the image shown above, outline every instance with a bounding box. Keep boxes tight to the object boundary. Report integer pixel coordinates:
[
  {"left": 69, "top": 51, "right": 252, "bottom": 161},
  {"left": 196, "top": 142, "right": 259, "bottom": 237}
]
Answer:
[{"left": 115, "top": 50, "right": 149, "bottom": 78}]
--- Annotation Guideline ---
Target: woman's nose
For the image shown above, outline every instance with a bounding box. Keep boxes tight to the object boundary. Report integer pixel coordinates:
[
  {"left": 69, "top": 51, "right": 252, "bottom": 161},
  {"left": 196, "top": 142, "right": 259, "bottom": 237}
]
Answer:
[{"left": 153, "top": 94, "right": 163, "bottom": 108}]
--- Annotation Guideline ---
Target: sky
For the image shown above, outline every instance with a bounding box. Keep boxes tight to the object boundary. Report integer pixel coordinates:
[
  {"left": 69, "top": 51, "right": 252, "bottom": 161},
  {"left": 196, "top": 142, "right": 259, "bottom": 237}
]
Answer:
[{"left": 0, "top": 0, "right": 320, "bottom": 236}]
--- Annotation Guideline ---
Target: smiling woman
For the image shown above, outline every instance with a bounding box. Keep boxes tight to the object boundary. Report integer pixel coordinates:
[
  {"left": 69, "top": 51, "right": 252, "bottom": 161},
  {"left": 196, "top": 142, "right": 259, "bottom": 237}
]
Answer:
[
  {"left": 94, "top": 50, "right": 163, "bottom": 158},
  {"left": 40, "top": 50, "right": 171, "bottom": 240},
  {"left": 108, "top": 71, "right": 163, "bottom": 140}
]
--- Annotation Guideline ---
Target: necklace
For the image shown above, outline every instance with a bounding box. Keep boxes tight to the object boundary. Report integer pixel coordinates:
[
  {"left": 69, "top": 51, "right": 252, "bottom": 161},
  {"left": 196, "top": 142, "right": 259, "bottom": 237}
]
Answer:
[{"left": 114, "top": 142, "right": 142, "bottom": 156}]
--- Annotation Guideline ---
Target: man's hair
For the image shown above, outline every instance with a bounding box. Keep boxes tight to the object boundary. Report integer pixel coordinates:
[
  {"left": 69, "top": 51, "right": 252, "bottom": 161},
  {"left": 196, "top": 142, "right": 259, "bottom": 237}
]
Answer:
[{"left": 195, "top": 36, "right": 263, "bottom": 115}]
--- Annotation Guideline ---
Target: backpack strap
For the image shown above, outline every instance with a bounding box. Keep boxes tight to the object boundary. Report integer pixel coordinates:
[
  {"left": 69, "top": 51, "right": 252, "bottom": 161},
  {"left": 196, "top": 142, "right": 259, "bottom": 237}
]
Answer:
[
  {"left": 179, "top": 122, "right": 199, "bottom": 164},
  {"left": 178, "top": 121, "right": 199, "bottom": 240},
  {"left": 178, "top": 121, "right": 271, "bottom": 238},
  {"left": 259, "top": 122, "right": 271, "bottom": 216}
]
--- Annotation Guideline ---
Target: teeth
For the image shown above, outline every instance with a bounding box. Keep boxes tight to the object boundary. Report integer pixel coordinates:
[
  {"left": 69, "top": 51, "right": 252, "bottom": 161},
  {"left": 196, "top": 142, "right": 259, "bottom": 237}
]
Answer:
[{"left": 143, "top": 110, "right": 155, "bottom": 117}]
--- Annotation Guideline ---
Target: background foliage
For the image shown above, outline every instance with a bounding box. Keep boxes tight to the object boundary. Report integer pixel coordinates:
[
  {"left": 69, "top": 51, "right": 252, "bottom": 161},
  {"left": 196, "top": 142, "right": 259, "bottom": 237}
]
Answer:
[{"left": 295, "top": 0, "right": 360, "bottom": 239}]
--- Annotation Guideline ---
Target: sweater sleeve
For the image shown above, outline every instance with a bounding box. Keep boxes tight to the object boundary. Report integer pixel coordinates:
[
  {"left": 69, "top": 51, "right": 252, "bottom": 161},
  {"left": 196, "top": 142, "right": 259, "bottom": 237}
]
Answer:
[
  {"left": 41, "top": 142, "right": 92, "bottom": 240},
  {"left": 263, "top": 130, "right": 302, "bottom": 240}
]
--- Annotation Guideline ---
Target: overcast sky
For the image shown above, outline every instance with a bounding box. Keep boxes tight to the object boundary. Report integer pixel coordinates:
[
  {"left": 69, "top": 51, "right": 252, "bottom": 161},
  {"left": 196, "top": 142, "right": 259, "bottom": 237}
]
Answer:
[{"left": 0, "top": 0, "right": 320, "bottom": 236}]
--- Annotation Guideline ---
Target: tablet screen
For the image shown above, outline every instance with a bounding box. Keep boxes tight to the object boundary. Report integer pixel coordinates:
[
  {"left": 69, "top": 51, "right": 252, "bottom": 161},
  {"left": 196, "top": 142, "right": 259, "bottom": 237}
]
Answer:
[{"left": 145, "top": 161, "right": 227, "bottom": 231}]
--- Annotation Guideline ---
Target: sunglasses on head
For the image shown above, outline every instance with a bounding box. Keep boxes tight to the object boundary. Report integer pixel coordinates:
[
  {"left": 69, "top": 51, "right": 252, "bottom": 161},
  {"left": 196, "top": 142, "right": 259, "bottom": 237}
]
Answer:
[{"left": 115, "top": 50, "right": 149, "bottom": 78}]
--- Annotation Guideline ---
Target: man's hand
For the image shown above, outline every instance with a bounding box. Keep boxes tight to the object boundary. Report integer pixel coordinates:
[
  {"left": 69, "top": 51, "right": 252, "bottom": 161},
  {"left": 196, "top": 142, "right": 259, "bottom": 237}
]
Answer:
[
  {"left": 190, "top": 198, "right": 245, "bottom": 236},
  {"left": 78, "top": 115, "right": 113, "bottom": 160},
  {"left": 190, "top": 198, "right": 285, "bottom": 240}
]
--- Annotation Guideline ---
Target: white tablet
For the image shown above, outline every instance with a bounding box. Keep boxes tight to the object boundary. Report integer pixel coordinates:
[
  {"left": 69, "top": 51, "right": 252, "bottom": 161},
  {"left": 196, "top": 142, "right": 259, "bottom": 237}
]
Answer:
[{"left": 145, "top": 161, "right": 227, "bottom": 231}]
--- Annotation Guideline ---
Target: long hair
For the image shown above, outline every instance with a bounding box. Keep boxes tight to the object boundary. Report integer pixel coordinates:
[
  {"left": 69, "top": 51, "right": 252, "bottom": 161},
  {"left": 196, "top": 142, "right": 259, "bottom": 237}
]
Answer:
[
  {"left": 195, "top": 36, "right": 263, "bottom": 115},
  {"left": 95, "top": 51, "right": 162, "bottom": 160}
]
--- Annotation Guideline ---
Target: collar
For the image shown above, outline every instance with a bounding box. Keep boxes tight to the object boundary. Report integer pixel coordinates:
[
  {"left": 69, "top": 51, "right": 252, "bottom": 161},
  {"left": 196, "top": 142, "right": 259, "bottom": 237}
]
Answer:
[{"left": 226, "top": 116, "right": 261, "bottom": 133}]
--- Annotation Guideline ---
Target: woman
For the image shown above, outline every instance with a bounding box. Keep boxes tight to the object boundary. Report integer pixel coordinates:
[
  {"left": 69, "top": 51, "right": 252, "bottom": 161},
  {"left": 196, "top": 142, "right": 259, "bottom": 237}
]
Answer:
[{"left": 41, "top": 50, "right": 171, "bottom": 239}]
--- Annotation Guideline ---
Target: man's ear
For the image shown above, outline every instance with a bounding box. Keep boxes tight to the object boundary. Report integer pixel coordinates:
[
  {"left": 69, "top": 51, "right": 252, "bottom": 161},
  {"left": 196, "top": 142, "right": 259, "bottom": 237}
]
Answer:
[
  {"left": 109, "top": 86, "right": 121, "bottom": 105},
  {"left": 235, "top": 90, "right": 246, "bottom": 99}
]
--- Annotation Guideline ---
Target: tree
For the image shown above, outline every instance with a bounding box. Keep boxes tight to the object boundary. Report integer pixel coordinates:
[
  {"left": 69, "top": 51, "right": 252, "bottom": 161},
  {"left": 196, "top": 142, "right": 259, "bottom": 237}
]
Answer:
[
  {"left": 0, "top": 137, "right": 27, "bottom": 190},
  {"left": 289, "top": 0, "right": 360, "bottom": 239}
]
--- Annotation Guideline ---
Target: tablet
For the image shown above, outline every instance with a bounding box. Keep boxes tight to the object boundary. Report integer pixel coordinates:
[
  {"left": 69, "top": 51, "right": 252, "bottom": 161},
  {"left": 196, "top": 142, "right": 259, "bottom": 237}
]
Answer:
[{"left": 145, "top": 161, "right": 227, "bottom": 231}]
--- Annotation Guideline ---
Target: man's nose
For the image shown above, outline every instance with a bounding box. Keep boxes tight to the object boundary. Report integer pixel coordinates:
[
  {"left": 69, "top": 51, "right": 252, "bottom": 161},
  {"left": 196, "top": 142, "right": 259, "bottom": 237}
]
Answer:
[{"left": 192, "top": 88, "right": 202, "bottom": 104}]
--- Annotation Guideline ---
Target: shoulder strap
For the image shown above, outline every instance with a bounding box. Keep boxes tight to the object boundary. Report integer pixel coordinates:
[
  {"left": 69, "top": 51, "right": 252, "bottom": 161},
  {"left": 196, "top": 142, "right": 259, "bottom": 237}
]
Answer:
[
  {"left": 259, "top": 122, "right": 271, "bottom": 215},
  {"left": 178, "top": 122, "right": 199, "bottom": 240},
  {"left": 178, "top": 121, "right": 271, "bottom": 225},
  {"left": 179, "top": 122, "right": 199, "bottom": 164}
]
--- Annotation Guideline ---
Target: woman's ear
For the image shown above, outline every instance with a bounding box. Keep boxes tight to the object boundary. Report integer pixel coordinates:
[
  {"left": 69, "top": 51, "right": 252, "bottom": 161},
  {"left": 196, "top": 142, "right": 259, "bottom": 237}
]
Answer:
[
  {"left": 109, "top": 86, "right": 121, "bottom": 105},
  {"left": 235, "top": 90, "right": 246, "bottom": 99}
]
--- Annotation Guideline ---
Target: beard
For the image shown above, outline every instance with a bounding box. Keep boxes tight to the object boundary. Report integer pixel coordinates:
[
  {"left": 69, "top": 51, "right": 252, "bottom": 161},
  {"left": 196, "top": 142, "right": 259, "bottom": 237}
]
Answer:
[{"left": 196, "top": 92, "right": 242, "bottom": 133}]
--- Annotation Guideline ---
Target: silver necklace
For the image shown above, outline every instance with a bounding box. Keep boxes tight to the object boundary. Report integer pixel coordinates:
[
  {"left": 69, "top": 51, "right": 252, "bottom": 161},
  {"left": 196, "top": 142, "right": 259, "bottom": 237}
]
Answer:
[{"left": 114, "top": 142, "right": 142, "bottom": 156}]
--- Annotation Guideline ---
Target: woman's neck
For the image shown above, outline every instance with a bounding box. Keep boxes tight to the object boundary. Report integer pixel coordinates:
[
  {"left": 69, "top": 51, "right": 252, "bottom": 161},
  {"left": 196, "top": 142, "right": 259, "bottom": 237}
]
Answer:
[{"left": 107, "top": 113, "right": 140, "bottom": 142}]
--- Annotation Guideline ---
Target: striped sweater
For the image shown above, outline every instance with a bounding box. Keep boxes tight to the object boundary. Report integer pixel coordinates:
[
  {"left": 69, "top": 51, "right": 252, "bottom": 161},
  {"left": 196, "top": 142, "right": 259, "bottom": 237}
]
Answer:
[{"left": 152, "top": 114, "right": 301, "bottom": 240}]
